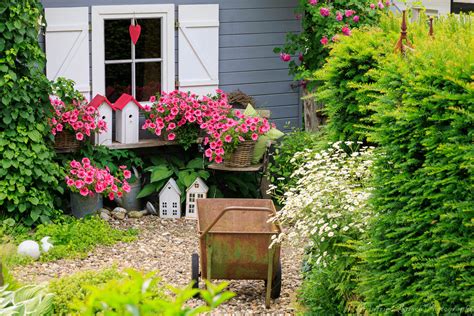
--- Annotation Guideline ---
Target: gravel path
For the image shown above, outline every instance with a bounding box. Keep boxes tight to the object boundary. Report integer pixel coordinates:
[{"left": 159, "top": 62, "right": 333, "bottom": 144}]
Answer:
[{"left": 13, "top": 216, "right": 304, "bottom": 314}]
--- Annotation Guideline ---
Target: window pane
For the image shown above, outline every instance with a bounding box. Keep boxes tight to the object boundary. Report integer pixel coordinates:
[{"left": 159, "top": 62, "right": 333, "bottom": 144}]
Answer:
[
  {"left": 105, "top": 63, "right": 131, "bottom": 103},
  {"left": 105, "top": 19, "right": 131, "bottom": 60},
  {"left": 135, "top": 18, "right": 161, "bottom": 59},
  {"left": 136, "top": 62, "right": 161, "bottom": 102}
]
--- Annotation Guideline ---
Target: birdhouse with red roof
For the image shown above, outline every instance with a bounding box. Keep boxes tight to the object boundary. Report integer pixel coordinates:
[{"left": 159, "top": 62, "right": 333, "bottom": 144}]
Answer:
[
  {"left": 89, "top": 94, "right": 114, "bottom": 146},
  {"left": 114, "top": 94, "right": 144, "bottom": 144}
]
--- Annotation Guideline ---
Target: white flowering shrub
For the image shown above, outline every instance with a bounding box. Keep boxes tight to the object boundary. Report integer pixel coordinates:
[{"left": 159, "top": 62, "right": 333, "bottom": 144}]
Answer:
[{"left": 271, "top": 141, "right": 375, "bottom": 265}]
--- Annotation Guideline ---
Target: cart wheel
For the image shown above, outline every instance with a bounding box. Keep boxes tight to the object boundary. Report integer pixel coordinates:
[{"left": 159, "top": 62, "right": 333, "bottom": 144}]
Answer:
[
  {"left": 271, "top": 260, "right": 282, "bottom": 299},
  {"left": 191, "top": 253, "right": 200, "bottom": 289}
]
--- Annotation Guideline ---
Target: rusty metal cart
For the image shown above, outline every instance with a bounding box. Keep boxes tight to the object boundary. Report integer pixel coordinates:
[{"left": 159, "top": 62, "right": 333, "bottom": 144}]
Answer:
[{"left": 192, "top": 199, "right": 282, "bottom": 308}]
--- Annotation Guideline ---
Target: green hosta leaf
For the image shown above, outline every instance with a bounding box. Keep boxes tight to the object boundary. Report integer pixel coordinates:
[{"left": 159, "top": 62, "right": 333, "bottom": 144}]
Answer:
[
  {"left": 136, "top": 183, "right": 159, "bottom": 199},
  {"left": 150, "top": 167, "right": 173, "bottom": 183},
  {"left": 186, "top": 157, "right": 204, "bottom": 170}
]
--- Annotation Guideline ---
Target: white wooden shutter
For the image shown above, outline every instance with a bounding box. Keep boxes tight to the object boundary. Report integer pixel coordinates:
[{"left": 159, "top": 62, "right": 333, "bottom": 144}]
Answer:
[
  {"left": 178, "top": 5, "right": 219, "bottom": 95},
  {"left": 45, "top": 7, "right": 90, "bottom": 100}
]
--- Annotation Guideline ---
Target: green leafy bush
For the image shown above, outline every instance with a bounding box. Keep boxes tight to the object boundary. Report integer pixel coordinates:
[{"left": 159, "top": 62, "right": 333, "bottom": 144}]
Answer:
[
  {"left": 33, "top": 216, "right": 138, "bottom": 261},
  {"left": 0, "top": 0, "right": 62, "bottom": 225},
  {"left": 48, "top": 268, "right": 125, "bottom": 315},
  {"left": 358, "top": 14, "right": 474, "bottom": 313},
  {"left": 0, "top": 284, "right": 54, "bottom": 316},
  {"left": 72, "top": 269, "right": 234, "bottom": 315},
  {"left": 267, "top": 130, "right": 322, "bottom": 202},
  {"left": 313, "top": 21, "right": 399, "bottom": 142}
]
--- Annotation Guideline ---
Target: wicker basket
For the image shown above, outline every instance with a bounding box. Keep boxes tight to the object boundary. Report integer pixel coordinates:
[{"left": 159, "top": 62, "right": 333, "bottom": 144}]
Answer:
[
  {"left": 224, "top": 140, "right": 256, "bottom": 168},
  {"left": 54, "top": 131, "right": 80, "bottom": 151}
]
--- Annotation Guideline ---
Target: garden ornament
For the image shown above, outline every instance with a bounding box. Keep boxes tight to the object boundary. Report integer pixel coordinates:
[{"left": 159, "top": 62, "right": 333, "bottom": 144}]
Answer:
[
  {"left": 41, "top": 236, "right": 53, "bottom": 253},
  {"left": 129, "top": 18, "right": 141, "bottom": 45},
  {"left": 17, "top": 240, "right": 41, "bottom": 260}
]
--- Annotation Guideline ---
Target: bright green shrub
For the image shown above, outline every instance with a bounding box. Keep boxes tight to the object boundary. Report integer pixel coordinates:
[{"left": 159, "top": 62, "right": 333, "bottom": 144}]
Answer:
[
  {"left": 359, "top": 14, "right": 474, "bottom": 313},
  {"left": 0, "top": 0, "right": 62, "bottom": 225},
  {"left": 33, "top": 216, "right": 138, "bottom": 261},
  {"left": 48, "top": 268, "right": 125, "bottom": 315},
  {"left": 314, "top": 22, "right": 399, "bottom": 142},
  {"left": 72, "top": 269, "right": 234, "bottom": 315}
]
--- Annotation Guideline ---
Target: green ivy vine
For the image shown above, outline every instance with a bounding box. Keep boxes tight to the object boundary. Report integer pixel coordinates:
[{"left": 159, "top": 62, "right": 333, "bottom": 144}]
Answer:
[{"left": 0, "top": 0, "right": 62, "bottom": 225}]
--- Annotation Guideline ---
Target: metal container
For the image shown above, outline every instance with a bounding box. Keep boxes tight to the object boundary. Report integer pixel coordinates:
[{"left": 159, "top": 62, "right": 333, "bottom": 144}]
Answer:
[
  {"left": 70, "top": 192, "right": 103, "bottom": 218},
  {"left": 115, "top": 180, "right": 141, "bottom": 211},
  {"left": 193, "top": 199, "right": 282, "bottom": 308}
]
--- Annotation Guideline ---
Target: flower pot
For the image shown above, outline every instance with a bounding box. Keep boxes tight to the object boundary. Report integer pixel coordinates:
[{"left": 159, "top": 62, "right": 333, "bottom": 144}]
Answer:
[
  {"left": 224, "top": 140, "right": 256, "bottom": 168},
  {"left": 115, "top": 181, "right": 142, "bottom": 211},
  {"left": 70, "top": 192, "right": 103, "bottom": 218},
  {"left": 54, "top": 131, "right": 80, "bottom": 152}
]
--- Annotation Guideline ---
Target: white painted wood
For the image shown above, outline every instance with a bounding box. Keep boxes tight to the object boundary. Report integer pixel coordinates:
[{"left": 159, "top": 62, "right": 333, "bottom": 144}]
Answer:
[
  {"left": 95, "top": 103, "right": 113, "bottom": 146},
  {"left": 159, "top": 178, "right": 181, "bottom": 219},
  {"left": 45, "top": 7, "right": 90, "bottom": 100},
  {"left": 91, "top": 5, "right": 175, "bottom": 97},
  {"left": 178, "top": 4, "right": 219, "bottom": 95},
  {"left": 393, "top": 0, "right": 451, "bottom": 15},
  {"left": 185, "top": 177, "right": 209, "bottom": 219},
  {"left": 116, "top": 103, "right": 139, "bottom": 144}
]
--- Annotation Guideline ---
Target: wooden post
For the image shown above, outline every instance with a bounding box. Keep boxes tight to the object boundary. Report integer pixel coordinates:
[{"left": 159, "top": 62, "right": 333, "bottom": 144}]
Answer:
[
  {"left": 302, "top": 87, "right": 325, "bottom": 132},
  {"left": 429, "top": 17, "right": 434, "bottom": 37},
  {"left": 0, "top": 262, "right": 4, "bottom": 286}
]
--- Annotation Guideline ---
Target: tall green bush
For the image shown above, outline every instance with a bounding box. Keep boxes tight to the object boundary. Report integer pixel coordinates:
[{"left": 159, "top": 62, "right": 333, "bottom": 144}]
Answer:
[
  {"left": 359, "top": 14, "right": 474, "bottom": 313},
  {"left": 313, "top": 20, "right": 399, "bottom": 142},
  {"left": 0, "top": 0, "right": 61, "bottom": 225}
]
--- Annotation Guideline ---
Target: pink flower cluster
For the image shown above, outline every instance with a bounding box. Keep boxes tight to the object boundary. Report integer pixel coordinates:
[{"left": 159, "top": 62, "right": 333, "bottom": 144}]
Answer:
[
  {"left": 50, "top": 97, "right": 107, "bottom": 141},
  {"left": 66, "top": 158, "right": 131, "bottom": 200},
  {"left": 142, "top": 90, "right": 231, "bottom": 141},
  {"left": 202, "top": 110, "right": 272, "bottom": 163}
]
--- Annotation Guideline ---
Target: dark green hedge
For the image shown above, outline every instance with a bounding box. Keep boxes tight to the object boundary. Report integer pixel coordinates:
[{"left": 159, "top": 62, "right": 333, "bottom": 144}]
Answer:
[
  {"left": 0, "top": 1, "right": 61, "bottom": 225},
  {"left": 359, "top": 15, "right": 474, "bottom": 313}
]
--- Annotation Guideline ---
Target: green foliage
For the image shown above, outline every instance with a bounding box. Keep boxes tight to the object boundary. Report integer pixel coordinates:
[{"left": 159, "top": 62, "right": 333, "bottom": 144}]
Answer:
[
  {"left": 0, "top": 284, "right": 54, "bottom": 316},
  {"left": 267, "top": 130, "right": 322, "bottom": 202},
  {"left": 138, "top": 153, "right": 211, "bottom": 201},
  {"left": 0, "top": 0, "right": 62, "bottom": 225},
  {"left": 33, "top": 216, "right": 138, "bottom": 261},
  {"left": 48, "top": 267, "right": 125, "bottom": 315},
  {"left": 358, "top": 14, "right": 474, "bottom": 313},
  {"left": 50, "top": 77, "right": 85, "bottom": 104},
  {"left": 72, "top": 269, "right": 234, "bottom": 315},
  {"left": 275, "top": 0, "right": 385, "bottom": 83},
  {"left": 313, "top": 23, "right": 399, "bottom": 143}
]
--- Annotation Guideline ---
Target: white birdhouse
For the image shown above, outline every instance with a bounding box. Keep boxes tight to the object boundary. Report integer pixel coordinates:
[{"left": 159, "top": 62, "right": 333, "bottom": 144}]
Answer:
[
  {"left": 90, "top": 94, "right": 114, "bottom": 146},
  {"left": 114, "top": 93, "right": 144, "bottom": 144},
  {"left": 186, "top": 177, "right": 209, "bottom": 219},
  {"left": 159, "top": 178, "right": 181, "bottom": 219}
]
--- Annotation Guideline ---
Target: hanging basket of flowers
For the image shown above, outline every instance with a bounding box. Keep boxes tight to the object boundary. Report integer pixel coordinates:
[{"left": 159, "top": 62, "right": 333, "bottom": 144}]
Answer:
[{"left": 54, "top": 129, "right": 81, "bottom": 151}]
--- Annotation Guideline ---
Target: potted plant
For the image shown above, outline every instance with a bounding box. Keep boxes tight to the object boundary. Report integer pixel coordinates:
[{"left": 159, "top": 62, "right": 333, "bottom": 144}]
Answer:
[
  {"left": 65, "top": 158, "right": 132, "bottom": 217},
  {"left": 203, "top": 110, "right": 271, "bottom": 167},
  {"left": 142, "top": 90, "right": 231, "bottom": 150}
]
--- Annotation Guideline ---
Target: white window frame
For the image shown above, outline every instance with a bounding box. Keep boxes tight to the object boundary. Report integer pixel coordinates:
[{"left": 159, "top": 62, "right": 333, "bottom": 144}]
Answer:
[{"left": 91, "top": 4, "right": 175, "bottom": 101}]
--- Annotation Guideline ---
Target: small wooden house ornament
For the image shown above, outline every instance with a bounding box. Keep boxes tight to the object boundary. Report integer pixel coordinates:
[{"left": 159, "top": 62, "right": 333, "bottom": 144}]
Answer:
[
  {"left": 159, "top": 178, "right": 181, "bottom": 219},
  {"left": 89, "top": 94, "right": 114, "bottom": 146},
  {"left": 186, "top": 177, "right": 208, "bottom": 219},
  {"left": 113, "top": 93, "right": 144, "bottom": 144}
]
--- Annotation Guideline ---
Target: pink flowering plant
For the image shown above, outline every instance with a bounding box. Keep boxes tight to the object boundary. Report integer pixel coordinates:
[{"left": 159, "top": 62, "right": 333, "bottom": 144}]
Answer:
[
  {"left": 50, "top": 97, "right": 107, "bottom": 141},
  {"left": 49, "top": 78, "right": 107, "bottom": 141},
  {"left": 142, "top": 90, "right": 231, "bottom": 150},
  {"left": 275, "top": 0, "right": 390, "bottom": 85},
  {"left": 202, "top": 110, "right": 272, "bottom": 164},
  {"left": 65, "top": 157, "right": 132, "bottom": 200}
]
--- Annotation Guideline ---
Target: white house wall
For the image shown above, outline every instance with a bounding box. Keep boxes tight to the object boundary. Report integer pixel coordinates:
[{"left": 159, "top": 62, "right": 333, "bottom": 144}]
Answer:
[{"left": 40, "top": 0, "right": 302, "bottom": 130}]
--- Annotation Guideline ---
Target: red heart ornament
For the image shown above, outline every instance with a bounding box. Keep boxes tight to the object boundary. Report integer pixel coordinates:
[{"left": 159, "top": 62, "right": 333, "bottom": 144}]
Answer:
[{"left": 129, "top": 24, "right": 141, "bottom": 45}]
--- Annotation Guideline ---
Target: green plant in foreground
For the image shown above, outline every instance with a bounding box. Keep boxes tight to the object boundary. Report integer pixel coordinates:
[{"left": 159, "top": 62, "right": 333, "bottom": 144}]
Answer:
[
  {"left": 33, "top": 216, "right": 138, "bottom": 261},
  {"left": 48, "top": 267, "right": 125, "bottom": 315},
  {"left": 73, "top": 269, "right": 235, "bottom": 315},
  {"left": 0, "top": 284, "right": 54, "bottom": 316}
]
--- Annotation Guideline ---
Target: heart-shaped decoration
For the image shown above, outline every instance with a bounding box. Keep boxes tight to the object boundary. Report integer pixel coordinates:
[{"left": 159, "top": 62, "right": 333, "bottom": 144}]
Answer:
[{"left": 129, "top": 24, "right": 141, "bottom": 45}]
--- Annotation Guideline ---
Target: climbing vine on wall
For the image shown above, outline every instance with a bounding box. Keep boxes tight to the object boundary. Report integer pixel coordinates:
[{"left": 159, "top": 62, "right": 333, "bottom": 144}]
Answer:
[{"left": 0, "top": 0, "right": 62, "bottom": 225}]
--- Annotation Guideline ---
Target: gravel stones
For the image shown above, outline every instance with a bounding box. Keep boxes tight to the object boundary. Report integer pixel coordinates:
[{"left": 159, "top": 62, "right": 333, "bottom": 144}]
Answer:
[
  {"left": 111, "top": 207, "right": 127, "bottom": 220},
  {"left": 12, "top": 216, "right": 303, "bottom": 314}
]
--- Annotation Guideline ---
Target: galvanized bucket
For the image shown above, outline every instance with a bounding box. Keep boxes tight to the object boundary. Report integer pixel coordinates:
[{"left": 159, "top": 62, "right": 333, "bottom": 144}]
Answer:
[
  {"left": 115, "top": 181, "right": 141, "bottom": 211},
  {"left": 70, "top": 192, "right": 103, "bottom": 218}
]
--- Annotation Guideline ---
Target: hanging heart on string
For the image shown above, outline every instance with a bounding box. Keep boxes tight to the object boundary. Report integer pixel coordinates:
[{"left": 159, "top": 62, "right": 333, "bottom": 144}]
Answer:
[{"left": 129, "top": 20, "right": 141, "bottom": 45}]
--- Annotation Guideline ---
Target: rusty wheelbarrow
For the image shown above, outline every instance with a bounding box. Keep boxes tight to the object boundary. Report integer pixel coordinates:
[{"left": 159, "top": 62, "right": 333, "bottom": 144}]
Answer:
[{"left": 192, "top": 199, "right": 282, "bottom": 308}]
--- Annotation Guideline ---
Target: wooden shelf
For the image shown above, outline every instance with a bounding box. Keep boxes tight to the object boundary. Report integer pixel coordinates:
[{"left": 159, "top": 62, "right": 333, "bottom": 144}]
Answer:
[
  {"left": 105, "top": 139, "right": 177, "bottom": 149},
  {"left": 207, "top": 163, "right": 263, "bottom": 172}
]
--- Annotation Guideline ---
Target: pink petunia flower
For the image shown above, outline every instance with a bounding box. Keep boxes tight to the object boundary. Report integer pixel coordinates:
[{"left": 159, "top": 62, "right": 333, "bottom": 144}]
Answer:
[
  {"left": 123, "top": 170, "right": 132, "bottom": 179},
  {"left": 76, "top": 132, "right": 84, "bottom": 141},
  {"left": 108, "top": 192, "right": 115, "bottom": 200},
  {"left": 80, "top": 187, "right": 89, "bottom": 196},
  {"left": 215, "top": 155, "right": 223, "bottom": 164},
  {"left": 149, "top": 96, "right": 156, "bottom": 102},
  {"left": 205, "top": 148, "right": 213, "bottom": 158},
  {"left": 224, "top": 135, "right": 232, "bottom": 143},
  {"left": 251, "top": 133, "right": 259, "bottom": 141},
  {"left": 168, "top": 133, "right": 176, "bottom": 141}
]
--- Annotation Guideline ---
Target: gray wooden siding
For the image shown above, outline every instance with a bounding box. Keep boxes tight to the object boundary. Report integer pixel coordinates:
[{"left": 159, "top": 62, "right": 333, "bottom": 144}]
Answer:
[{"left": 41, "top": 0, "right": 301, "bottom": 129}]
